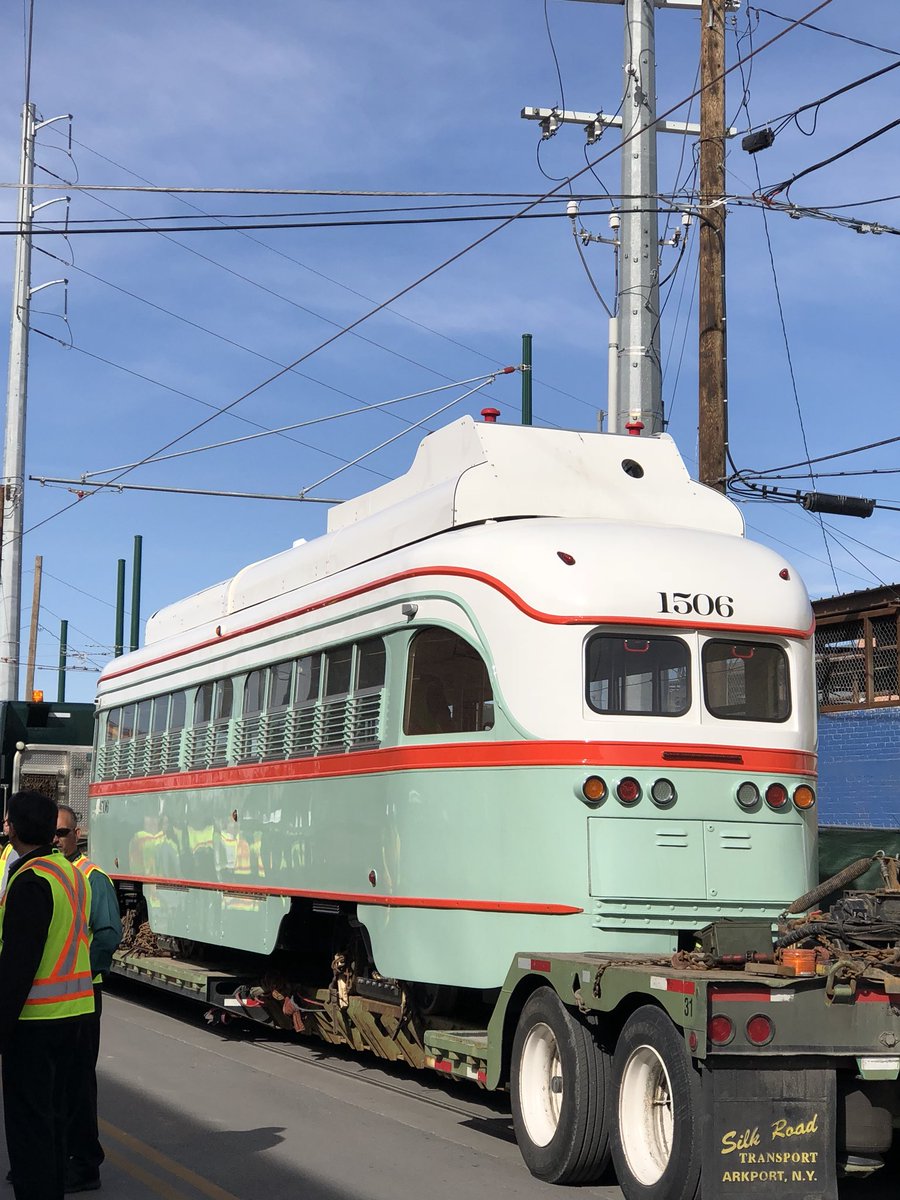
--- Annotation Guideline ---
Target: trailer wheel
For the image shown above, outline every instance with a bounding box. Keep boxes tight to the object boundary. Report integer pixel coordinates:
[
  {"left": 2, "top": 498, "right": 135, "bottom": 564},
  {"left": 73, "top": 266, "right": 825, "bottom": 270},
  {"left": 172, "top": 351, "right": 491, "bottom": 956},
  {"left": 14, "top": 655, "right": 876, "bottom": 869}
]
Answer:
[
  {"left": 510, "top": 987, "right": 611, "bottom": 1184},
  {"left": 610, "top": 1006, "right": 701, "bottom": 1200}
]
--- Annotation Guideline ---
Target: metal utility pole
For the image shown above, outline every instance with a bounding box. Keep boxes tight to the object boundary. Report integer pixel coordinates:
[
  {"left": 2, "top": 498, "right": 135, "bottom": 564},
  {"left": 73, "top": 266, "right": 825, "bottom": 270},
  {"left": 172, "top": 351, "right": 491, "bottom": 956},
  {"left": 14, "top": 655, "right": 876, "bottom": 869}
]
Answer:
[
  {"left": 130, "top": 534, "right": 142, "bottom": 652},
  {"left": 698, "top": 0, "right": 728, "bottom": 491},
  {"left": 114, "top": 559, "right": 125, "bottom": 658},
  {"left": 616, "top": 0, "right": 662, "bottom": 435},
  {"left": 0, "top": 102, "right": 37, "bottom": 702},
  {"left": 24, "top": 553, "right": 41, "bottom": 699},
  {"left": 57, "top": 618, "right": 67, "bottom": 703},
  {"left": 521, "top": 334, "right": 533, "bottom": 426}
]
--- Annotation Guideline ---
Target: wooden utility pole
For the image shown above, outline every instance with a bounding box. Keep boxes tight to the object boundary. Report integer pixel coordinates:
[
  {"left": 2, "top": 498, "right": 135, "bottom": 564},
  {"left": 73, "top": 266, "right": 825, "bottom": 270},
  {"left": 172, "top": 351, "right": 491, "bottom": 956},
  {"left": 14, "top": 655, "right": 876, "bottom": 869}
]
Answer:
[
  {"left": 24, "top": 553, "right": 41, "bottom": 698},
  {"left": 698, "top": 0, "right": 727, "bottom": 491}
]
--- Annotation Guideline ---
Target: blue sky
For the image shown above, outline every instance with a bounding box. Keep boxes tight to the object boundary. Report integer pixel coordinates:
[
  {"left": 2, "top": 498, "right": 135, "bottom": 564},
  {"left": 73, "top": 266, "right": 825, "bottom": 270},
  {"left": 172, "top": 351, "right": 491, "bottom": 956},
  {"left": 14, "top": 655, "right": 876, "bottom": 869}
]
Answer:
[{"left": 0, "top": 0, "right": 898, "bottom": 702}]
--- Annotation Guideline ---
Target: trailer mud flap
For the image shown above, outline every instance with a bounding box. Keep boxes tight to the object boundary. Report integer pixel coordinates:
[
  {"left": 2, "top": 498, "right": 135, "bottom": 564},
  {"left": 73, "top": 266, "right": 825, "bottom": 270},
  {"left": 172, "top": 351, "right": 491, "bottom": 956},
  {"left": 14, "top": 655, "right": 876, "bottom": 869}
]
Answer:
[{"left": 701, "top": 1066, "right": 837, "bottom": 1200}]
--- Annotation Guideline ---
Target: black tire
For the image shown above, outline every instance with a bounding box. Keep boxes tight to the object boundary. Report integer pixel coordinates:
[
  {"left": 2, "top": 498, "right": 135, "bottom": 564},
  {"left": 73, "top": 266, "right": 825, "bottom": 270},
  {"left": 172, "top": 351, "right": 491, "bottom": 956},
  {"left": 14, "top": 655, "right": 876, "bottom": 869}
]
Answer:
[
  {"left": 510, "top": 987, "right": 612, "bottom": 1185},
  {"left": 610, "top": 1005, "right": 701, "bottom": 1200}
]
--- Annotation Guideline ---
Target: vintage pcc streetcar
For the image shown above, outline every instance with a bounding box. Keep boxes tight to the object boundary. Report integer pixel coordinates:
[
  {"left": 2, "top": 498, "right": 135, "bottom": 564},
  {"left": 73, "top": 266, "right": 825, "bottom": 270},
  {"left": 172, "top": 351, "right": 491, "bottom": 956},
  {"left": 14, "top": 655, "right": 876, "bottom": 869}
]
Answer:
[{"left": 90, "top": 417, "right": 900, "bottom": 1200}]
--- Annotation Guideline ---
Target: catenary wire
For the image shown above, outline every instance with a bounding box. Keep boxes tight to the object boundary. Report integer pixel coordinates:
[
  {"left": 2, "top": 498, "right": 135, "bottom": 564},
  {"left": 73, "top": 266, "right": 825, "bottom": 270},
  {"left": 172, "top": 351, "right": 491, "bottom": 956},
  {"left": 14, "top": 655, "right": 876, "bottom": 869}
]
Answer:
[{"left": 18, "top": 0, "right": 837, "bottom": 545}]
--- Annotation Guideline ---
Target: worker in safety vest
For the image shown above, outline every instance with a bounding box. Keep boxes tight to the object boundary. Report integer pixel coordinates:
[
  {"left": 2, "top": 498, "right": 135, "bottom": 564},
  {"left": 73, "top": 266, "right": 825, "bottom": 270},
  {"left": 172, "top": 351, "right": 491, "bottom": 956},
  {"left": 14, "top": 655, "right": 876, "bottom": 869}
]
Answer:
[
  {"left": 0, "top": 790, "right": 94, "bottom": 1200},
  {"left": 56, "top": 806, "right": 122, "bottom": 1194},
  {"left": 0, "top": 823, "right": 18, "bottom": 895}
]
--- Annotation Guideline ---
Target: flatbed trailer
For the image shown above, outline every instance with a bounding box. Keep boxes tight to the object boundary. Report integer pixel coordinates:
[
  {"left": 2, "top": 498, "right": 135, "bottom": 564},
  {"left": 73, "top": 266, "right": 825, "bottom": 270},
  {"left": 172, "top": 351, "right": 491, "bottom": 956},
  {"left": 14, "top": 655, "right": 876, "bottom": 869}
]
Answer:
[{"left": 110, "top": 886, "right": 900, "bottom": 1200}]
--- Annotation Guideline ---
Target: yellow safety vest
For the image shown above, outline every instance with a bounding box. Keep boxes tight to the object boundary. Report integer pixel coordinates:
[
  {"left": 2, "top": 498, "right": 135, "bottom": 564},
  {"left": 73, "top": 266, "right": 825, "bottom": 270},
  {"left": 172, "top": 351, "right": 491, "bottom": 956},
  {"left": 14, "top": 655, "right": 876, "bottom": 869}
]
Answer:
[
  {"left": 0, "top": 844, "right": 14, "bottom": 871},
  {"left": 73, "top": 852, "right": 113, "bottom": 985},
  {"left": 0, "top": 852, "right": 94, "bottom": 1020}
]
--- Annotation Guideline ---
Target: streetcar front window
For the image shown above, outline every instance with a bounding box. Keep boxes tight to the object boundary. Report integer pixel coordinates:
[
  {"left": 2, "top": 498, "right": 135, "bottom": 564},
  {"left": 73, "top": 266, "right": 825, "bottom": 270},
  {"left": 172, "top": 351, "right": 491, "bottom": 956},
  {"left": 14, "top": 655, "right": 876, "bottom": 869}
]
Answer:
[
  {"left": 702, "top": 640, "right": 790, "bottom": 722},
  {"left": 586, "top": 634, "right": 690, "bottom": 716}
]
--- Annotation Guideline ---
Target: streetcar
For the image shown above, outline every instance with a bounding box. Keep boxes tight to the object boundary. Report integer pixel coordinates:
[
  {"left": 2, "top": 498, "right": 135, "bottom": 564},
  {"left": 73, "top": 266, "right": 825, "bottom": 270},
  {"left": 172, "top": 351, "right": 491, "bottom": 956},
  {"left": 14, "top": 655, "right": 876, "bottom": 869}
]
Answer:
[{"left": 90, "top": 414, "right": 816, "bottom": 987}]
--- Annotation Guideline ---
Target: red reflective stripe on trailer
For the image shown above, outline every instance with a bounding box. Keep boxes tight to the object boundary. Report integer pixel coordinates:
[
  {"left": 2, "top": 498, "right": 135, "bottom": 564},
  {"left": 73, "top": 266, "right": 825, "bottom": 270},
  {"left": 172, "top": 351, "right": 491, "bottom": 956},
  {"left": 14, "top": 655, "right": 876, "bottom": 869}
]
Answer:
[
  {"left": 856, "top": 989, "right": 890, "bottom": 1003},
  {"left": 90, "top": 742, "right": 817, "bottom": 799},
  {"left": 709, "top": 986, "right": 773, "bottom": 1002},
  {"left": 101, "top": 566, "right": 815, "bottom": 684},
  {"left": 109, "top": 873, "right": 583, "bottom": 915},
  {"left": 666, "top": 979, "right": 696, "bottom": 995},
  {"left": 433, "top": 1059, "right": 454, "bottom": 1073},
  {"left": 530, "top": 959, "right": 552, "bottom": 973}
]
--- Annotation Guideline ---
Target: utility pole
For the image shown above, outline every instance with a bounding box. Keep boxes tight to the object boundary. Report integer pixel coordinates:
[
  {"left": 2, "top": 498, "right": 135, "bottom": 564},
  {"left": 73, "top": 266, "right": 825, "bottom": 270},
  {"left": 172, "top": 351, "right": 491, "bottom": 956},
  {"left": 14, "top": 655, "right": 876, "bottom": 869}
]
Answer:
[
  {"left": 616, "top": 0, "right": 662, "bottom": 435},
  {"left": 24, "top": 553, "right": 41, "bottom": 699},
  {"left": 698, "top": 0, "right": 728, "bottom": 490},
  {"left": 0, "top": 102, "right": 37, "bottom": 702},
  {"left": 524, "top": 2, "right": 727, "bottom": 436}
]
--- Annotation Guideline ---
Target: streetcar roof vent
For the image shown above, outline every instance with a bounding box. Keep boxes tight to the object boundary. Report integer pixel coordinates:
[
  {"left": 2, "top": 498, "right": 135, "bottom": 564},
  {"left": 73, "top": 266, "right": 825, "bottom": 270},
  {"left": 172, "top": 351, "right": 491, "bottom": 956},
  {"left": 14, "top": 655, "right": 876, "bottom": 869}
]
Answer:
[{"left": 327, "top": 417, "right": 741, "bottom": 539}]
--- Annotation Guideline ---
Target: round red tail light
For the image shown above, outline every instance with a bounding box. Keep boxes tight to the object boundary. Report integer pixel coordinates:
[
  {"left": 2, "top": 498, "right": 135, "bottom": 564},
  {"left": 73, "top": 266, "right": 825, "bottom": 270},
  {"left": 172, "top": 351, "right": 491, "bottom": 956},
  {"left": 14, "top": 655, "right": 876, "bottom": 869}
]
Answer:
[
  {"left": 708, "top": 1015, "right": 735, "bottom": 1046},
  {"left": 616, "top": 777, "right": 641, "bottom": 804},
  {"left": 746, "top": 1014, "right": 774, "bottom": 1046},
  {"left": 765, "top": 783, "right": 788, "bottom": 810}
]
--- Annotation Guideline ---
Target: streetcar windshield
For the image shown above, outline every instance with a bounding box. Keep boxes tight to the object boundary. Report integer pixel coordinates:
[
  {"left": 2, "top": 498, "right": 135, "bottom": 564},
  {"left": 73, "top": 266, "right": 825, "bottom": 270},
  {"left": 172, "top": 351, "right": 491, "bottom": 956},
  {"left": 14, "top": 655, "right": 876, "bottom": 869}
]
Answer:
[
  {"left": 702, "top": 640, "right": 790, "bottom": 722},
  {"left": 586, "top": 634, "right": 690, "bottom": 716}
]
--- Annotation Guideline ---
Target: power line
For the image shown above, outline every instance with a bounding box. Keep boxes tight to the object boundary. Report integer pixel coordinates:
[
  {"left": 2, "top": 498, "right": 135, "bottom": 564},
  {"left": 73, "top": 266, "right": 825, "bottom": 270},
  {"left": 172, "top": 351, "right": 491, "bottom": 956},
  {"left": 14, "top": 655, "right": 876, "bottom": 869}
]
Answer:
[
  {"left": 750, "top": 7, "right": 900, "bottom": 58},
  {"left": 19, "top": 0, "right": 836, "bottom": 545}
]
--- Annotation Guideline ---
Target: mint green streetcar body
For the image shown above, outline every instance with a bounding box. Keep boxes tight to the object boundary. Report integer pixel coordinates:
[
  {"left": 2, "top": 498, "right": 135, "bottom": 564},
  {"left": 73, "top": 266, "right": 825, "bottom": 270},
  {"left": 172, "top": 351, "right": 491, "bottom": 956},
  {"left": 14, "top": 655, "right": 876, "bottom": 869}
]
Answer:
[{"left": 90, "top": 419, "right": 818, "bottom": 993}]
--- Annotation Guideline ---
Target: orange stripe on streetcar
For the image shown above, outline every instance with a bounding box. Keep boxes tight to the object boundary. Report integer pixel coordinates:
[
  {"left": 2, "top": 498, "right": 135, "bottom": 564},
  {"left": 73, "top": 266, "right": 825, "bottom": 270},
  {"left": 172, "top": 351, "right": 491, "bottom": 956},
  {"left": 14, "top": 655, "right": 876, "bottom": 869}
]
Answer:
[
  {"left": 90, "top": 740, "right": 816, "bottom": 799},
  {"left": 101, "top": 565, "right": 815, "bottom": 683}
]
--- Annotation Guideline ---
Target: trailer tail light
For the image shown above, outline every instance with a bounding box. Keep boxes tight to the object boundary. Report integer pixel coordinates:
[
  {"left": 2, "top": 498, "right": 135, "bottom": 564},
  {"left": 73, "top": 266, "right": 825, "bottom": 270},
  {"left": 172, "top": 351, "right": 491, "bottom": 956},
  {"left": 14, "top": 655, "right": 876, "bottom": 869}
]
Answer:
[
  {"left": 746, "top": 1014, "right": 775, "bottom": 1046},
  {"left": 708, "top": 1015, "right": 735, "bottom": 1046},
  {"left": 650, "top": 778, "right": 677, "bottom": 807},
  {"left": 736, "top": 781, "right": 759, "bottom": 810},
  {"left": 616, "top": 777, "right": 641, "bottom": 804},
  {"left": 581, "top": 776, "right": 607, "bottom": 804},
  {"left": 793, "top": 785, "right": 816, "bottom": 810},
  {"left": 765, "top": 783, "right": 788, "bottom": 810}
]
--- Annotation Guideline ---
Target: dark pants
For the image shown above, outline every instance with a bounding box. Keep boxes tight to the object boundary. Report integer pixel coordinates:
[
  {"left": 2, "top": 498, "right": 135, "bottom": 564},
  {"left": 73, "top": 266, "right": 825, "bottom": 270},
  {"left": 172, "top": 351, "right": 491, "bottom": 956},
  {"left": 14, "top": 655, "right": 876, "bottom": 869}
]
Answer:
[
  {"left": 3, "top": 1015, "right": 87, "bottom": 1200},
  {"left": 67, "top": 985, "right": 104, "bottom": 1177}
]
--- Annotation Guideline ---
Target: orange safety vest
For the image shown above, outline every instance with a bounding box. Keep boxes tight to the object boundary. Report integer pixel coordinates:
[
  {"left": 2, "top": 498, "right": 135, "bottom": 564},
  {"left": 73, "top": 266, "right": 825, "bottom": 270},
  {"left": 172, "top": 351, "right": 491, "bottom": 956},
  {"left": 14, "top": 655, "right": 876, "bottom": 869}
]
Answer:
[
  {"left": 73, "top": 852, "right": 114, "bottom": 984},
  {"left": 0, "top": 852, "right": 94, "bottom": 1020}
]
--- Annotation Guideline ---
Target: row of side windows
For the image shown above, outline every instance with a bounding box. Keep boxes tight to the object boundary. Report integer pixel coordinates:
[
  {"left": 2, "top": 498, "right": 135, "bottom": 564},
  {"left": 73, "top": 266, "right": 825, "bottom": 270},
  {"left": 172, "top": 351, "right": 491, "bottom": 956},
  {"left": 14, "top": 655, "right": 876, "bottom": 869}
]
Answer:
[{"left": 94, "top": 627, "right": 494, "bottom": 782}]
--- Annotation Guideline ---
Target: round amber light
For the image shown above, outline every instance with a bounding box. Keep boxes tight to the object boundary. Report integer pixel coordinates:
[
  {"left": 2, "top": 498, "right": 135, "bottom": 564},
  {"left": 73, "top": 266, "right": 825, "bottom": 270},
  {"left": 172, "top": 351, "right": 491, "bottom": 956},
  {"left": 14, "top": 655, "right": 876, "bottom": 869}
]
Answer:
[
  {"left": 793, "top": 785, "right": 816, "bottom": 810},
  {"left": 582, "top": 776, "right": 607, "bottom": 803}
]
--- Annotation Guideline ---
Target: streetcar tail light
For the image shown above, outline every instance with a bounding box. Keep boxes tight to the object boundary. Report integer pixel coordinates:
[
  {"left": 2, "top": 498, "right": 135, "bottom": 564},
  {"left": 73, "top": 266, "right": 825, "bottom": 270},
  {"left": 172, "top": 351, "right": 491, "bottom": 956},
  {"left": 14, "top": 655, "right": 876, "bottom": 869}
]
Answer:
[
  {"left": 745, "top": 1014, "right": 775, "bottom": 1046},
  {"left": 650, "top": 778, "right": 677, "bottom": 807},
  {"left": 736, "top": 781, "right": 760, "bottom": 810},
  {"left": 708, "top": 1015, "right": 735, "bottom": 1046},
  {"left": 616, "top": 777, "right": 641, "bottom": 804},
  {"left": 793, "top": 785, "right": 816, "bottom": 810},
  {"left": 581, "top": 776, "right": 607, "bottom": 804},
  {"left": 765, "top": 783, "right": 789, "bottom": 810}
]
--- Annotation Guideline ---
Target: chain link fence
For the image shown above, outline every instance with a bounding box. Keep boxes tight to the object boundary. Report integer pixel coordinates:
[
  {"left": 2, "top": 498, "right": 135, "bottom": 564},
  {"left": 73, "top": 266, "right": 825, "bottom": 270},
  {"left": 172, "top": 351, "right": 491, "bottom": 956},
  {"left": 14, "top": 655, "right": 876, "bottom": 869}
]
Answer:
[{"left": 815, "top": 614, "right": 900, "bottom": 709}]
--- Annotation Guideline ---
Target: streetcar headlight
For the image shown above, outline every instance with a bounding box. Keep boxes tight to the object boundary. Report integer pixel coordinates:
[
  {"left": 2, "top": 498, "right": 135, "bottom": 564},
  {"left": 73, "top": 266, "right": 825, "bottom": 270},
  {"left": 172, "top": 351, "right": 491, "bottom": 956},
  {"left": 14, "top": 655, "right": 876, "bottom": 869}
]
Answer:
[
  {"left": 650, "top": 778, "right": 677, "bottom": 807},
  {"left": 736, "top": 781, "right": 760, "bottom": 810}
]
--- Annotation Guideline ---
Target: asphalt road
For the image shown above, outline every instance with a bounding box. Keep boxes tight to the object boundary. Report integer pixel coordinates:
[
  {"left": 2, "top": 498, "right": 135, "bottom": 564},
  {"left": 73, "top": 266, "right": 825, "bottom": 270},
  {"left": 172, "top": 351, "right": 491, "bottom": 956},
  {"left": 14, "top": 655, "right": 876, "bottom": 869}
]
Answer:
[{"left": 0, "top": 982, "right": 894, "bottom": 1200}]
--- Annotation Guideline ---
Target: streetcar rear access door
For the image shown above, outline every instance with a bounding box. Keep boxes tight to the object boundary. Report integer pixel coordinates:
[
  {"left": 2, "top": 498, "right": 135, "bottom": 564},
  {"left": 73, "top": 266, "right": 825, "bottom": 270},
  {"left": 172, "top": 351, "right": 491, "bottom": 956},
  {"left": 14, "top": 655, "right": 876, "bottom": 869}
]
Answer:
[{"left": 588, "top": 818, "right": 809, "bottom": 905}]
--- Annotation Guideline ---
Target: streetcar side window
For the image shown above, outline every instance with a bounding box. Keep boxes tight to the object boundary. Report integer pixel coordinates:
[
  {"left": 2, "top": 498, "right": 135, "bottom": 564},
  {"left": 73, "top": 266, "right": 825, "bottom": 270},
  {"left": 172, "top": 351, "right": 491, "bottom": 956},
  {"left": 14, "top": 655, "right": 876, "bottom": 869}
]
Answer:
[
  {"left": 243, "top": 670, "right": 265, "bottom": 716},
  {"left": 702, "top": 640, "right": 790, "bottom": 722},
  {"left": 294, "top": 654, "right": 321, "bottom": 705},
  {"left": 169, "top": 691, "right": 187, "bottom": 732},
  {"left": 215, "top": 678, "right": 234, "bottom": 721},
  {"left": 586, "top": 634, "right": 690, "bottom": 716},
  {"left": 268, "top": 661, "right": 293, "bottom": 710},
  {"left": 105, "top": 708, "right": 120, "bottom": 743},
  {"left": 404, "top": 628, "right": 493, "bottom": 735},
  {"left": 151, "top": 696, "right": 168, "bottom": 735},
  {"left": 194, "top": 682, "right": 214, "bottom": 726},
  {"left": 352, "top": 638, "right": 387, "bottom": 748}
]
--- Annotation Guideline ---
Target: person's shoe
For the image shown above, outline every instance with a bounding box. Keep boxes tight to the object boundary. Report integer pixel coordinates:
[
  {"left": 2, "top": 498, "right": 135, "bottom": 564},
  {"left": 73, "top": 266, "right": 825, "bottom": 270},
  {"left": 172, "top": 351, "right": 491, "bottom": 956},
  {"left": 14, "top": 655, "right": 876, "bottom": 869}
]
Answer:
[{"left": 64, "top": 1172, "right": 101, "bottom": 1194}]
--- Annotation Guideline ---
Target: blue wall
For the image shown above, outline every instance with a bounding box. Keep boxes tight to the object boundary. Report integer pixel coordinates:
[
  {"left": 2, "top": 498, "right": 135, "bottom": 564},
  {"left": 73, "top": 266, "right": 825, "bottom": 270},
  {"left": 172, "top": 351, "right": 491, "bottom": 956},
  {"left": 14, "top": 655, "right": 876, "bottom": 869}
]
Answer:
[{"left": 818, "top": 708, "right": 900, "bottom": 829}]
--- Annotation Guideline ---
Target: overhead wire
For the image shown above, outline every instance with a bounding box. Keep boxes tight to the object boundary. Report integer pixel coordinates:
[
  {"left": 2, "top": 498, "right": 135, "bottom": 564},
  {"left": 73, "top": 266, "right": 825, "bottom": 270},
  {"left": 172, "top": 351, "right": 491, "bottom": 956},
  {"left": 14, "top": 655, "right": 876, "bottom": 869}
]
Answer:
[
  {"left": 19, "top": 0, "right": 838, "bottom": 544},
  {"left": 42, "top": 128, "right": 595, "bottom": 412},
  {"left": 730, "top": 7, "right": 839, "bottom": 590}
]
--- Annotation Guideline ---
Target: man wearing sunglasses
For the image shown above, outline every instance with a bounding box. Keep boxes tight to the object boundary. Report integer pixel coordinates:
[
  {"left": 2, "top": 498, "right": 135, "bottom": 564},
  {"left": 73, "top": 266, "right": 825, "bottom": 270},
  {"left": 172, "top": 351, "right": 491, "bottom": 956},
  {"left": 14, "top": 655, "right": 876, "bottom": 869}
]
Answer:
[
  {"left": 54, "top": 808, "right": 121, "bottom": 1195},
  {"left": 0, "top": 791, "right": 94, "bottom": 1200}
]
